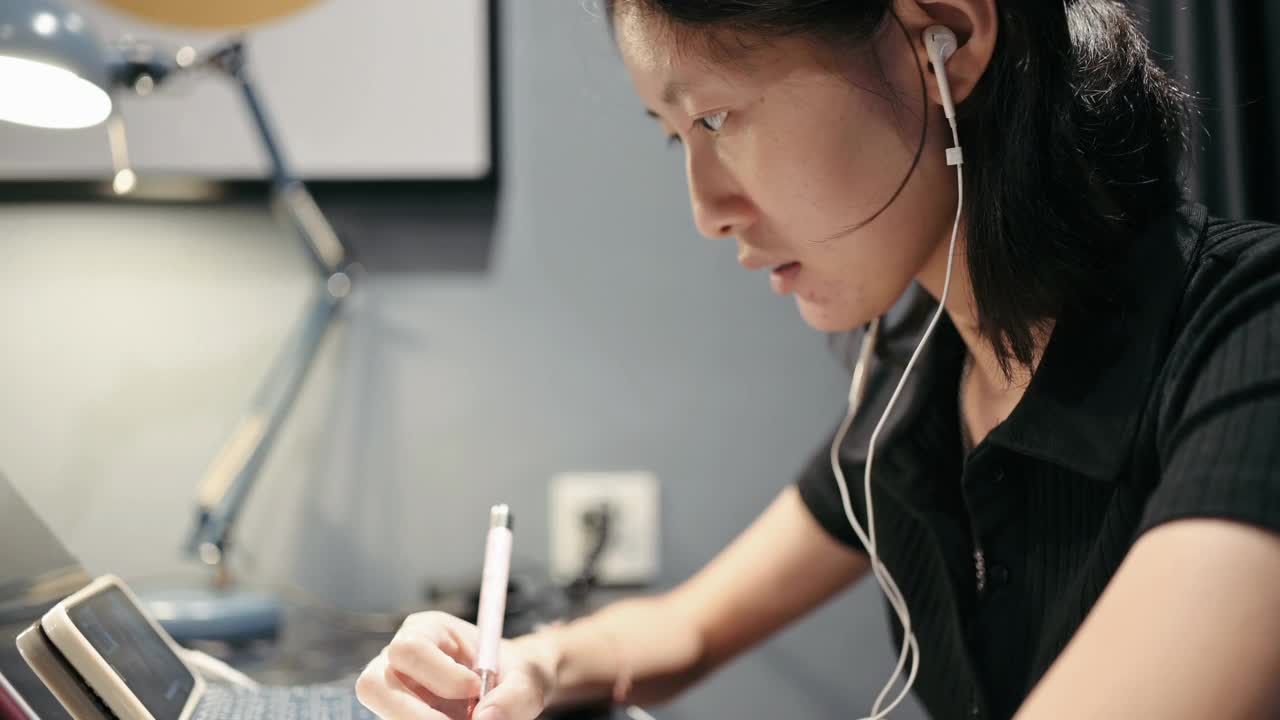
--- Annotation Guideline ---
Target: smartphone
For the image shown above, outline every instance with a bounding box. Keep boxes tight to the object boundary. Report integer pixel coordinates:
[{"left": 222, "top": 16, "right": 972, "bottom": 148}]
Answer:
[{"left": 40, "top": 576, "right": 203, "bottom": 720}]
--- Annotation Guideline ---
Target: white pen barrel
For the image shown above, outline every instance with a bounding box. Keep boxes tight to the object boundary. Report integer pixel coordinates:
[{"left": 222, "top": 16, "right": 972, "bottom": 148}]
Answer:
[{"left": 475, "top": 522, "right": 512, "bottom": 676}]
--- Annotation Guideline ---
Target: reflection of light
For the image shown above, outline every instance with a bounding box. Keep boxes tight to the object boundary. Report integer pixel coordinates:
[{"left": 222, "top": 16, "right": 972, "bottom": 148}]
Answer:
[
  {"left": 149, "top": 601, "right": 176, "bottom": 620},
  {"left": 134, "top": 73, "right": 155, "bottom": 95},
  {"left": 176, "top": 46, "right": 197, "bottom": 67},
  {"left": 327, "top": 272, "right": 351, "bottom": 298},
  {"left": 113, "top": 168, "right": 137, "bottom": 195},
  {"left": 0, "top": 56, "right": 111, "bottom": 128},
  {"left": 65, "top": 13, "right": 85, "bottom": 33},
  {"left": 33, "top": 12, "right": 58, "bottom": 36},
  {"left": 198, "top": 542, "right": 222, "bottom": 566},
  {"left": 0, "top": 569, "right": 89, "bottom": 619}
]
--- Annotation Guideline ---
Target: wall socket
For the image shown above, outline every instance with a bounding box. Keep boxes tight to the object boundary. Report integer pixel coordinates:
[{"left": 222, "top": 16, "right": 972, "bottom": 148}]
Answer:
[{"left": 550, "top": 471, "right": 660, "bottom": 586}]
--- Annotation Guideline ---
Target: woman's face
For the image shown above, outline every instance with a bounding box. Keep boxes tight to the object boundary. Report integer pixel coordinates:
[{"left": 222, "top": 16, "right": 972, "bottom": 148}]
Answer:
[{"left": 615, "top": 8, "right": 959, "bottom": 332}]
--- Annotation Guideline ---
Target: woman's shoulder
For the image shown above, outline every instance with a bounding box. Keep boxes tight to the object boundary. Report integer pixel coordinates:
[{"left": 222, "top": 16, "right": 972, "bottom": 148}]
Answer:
[
  {"left": 1199, "top": 213, "right": 1280, "bottom": 256},
  {"left": 1148, "top": 206, "right": 1280, "bottom": 350},
  {"left": 1154, "top": 206, "right": 1280, "bottom": 439},
  {"left": 1139, "top": 208, "right": 1280, "bottom": 542},
  {"left": 1182, "top": 212, "right": 1280, "bottom": 298}
]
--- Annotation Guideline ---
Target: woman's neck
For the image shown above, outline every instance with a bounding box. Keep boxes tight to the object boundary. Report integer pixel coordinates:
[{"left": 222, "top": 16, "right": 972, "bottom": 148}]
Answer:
[{"left": 915, "top": 233, "right": 1051, "bottom": 446}]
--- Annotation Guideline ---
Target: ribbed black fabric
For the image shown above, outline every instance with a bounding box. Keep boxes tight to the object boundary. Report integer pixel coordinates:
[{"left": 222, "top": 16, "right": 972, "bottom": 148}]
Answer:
[{"left": 795, "top": 204, "right": 1280, "bottom": 720}]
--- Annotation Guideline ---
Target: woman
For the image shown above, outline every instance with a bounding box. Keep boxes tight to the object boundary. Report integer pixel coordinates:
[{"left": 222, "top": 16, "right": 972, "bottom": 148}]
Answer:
[{"left": 356, "top": 1, "right": 1280, "bottom": 718}]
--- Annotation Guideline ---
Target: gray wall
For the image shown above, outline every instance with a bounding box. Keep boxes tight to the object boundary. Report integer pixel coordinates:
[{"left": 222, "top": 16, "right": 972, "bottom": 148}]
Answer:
[{"left": 0, "top": 2, "right": 926, "bottom": 718}]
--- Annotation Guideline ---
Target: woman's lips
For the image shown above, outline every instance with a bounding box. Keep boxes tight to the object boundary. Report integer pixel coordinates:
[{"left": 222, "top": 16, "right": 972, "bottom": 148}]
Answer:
[{"left": 770, "top": 261, "right": 802, "bottom": 295}]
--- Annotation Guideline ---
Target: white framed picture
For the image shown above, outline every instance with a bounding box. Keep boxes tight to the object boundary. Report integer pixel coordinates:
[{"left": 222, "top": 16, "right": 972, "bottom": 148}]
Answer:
[{"left": 0, "top": 0, "right": 492, "bottom": 180}]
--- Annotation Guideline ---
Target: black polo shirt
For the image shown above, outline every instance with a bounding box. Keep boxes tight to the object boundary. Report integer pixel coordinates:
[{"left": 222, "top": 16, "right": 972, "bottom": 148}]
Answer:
[{"left": 796, "top": 204, "right": 1280, "bottom": 720}]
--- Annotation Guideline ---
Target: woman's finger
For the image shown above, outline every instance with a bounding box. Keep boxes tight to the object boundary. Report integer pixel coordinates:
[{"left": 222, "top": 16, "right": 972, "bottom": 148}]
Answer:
[
  {"left": 386, "top": 629, "right": 482, "bottom": 700},
  {"left": 356, "top": 653, "right": 454, "bottom": 720},
  {"left": 406, "top": 612, "right": 480, "bottom": 663},
  {"left": 471, "top": 671, "right": 546, "bottom": 720},
  {"left": 393, "top": 670, "right": 473, "bottom": 718}
]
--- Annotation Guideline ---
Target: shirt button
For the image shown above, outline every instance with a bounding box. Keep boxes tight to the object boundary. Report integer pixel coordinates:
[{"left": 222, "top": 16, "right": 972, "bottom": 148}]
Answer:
[
  {"left": 992, "top": 466, "right": 1005, "bottom": 484},
  {"left": 990, "top": 563, "right": 1010, "bottom": 587},
  {"left": 969, "top": 696, "right": 982, "bottom": 718}
]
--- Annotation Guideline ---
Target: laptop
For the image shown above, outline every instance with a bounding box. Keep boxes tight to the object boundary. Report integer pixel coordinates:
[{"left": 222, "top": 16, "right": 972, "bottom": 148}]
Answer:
[
  {"left": 0, "top": 473, "right": 97, "bottom": 720},
  {"left": 0, "top": 473, "right": 373, "bottom": 720}
]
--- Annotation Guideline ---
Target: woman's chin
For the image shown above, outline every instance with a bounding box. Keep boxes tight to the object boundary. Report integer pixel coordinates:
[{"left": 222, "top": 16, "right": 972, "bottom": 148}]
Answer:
[{"left": 796, "top": 297, "right": 867, "bottom": 334}]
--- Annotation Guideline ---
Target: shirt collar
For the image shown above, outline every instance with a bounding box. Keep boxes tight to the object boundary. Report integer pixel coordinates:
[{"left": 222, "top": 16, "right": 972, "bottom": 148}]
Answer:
[
  {"left": 838, "top": 204, "right": 1208, "bottom": 488},
  {"left": 984, "top": 203, "right": 1208, "bottom": 480}
]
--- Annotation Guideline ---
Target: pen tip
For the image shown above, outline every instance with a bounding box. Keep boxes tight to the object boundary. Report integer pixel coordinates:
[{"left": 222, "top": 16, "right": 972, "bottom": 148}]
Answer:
[{"left": 489, "top": 504, "right": 512, "bottom": 529}]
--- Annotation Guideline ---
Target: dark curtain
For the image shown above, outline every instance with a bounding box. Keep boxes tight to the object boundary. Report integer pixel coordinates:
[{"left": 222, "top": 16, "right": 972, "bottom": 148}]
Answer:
[{"left": 1131, "top": 1, "right": 1280, "bottom": 223}]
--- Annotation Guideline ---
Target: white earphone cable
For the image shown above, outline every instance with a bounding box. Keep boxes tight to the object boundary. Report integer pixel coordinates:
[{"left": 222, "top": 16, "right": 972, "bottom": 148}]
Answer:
[{"left": 832, "top": 114, "right": 963, "bottom": 720}]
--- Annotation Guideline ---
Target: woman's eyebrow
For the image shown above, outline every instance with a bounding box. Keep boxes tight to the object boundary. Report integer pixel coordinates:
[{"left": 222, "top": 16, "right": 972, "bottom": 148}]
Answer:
[{"left": 661, "top": 79, "right": 690, "bottom": 104}]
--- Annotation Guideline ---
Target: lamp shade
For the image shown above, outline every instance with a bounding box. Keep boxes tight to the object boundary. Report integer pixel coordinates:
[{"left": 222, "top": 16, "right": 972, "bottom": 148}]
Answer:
[
  {"left": 0, "top": 0, "right": 113, "bottom": 129},
  {"left": 98, "top": 0, "right": 318, "bottom": 30}
]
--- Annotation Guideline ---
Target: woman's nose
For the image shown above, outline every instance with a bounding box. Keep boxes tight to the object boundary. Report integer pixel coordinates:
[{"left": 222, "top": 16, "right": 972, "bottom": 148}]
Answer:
[{"left": 687, "top": 152, "right": 756, "bottom": 240}]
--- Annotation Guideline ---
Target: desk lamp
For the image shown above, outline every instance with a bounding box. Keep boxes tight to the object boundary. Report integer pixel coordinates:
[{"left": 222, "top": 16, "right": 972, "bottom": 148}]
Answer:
[{"left": 0, "top": 0, "right": 354, "bottom": 644}]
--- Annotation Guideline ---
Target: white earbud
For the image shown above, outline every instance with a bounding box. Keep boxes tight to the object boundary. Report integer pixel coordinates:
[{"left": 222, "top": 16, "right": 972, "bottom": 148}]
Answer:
[
  {"left": 924, "top": 25, "right": 959, "bottom": 121},
  {"left": 924, "top": 25, "right": 964, "bottom": 167}
]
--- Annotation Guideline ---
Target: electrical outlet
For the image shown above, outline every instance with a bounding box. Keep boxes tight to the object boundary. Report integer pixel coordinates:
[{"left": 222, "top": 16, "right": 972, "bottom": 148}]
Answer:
[{"left": 550, "top": 471, "right": 659, "bottom": 586}]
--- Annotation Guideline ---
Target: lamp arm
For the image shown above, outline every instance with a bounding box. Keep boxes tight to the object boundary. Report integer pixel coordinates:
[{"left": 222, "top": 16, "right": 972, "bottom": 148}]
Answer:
[
  {"left": 205, "top": 39, "right": 350, "bottom": 276},
  {"left": 109, "top": 36, "right": 360, "bottom": 567},
  {"left": 185, "top": 288, "right": 342, "bottom": 566},
  {"left": 112, "top": 37, "right": 351, "bottom": 276}
]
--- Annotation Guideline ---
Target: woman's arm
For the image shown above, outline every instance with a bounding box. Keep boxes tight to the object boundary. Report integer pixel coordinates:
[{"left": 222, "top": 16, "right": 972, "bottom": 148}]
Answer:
[
  {"left": 517, "top": 485, "right": 871, "bottom": 708},
  {"left": 1014, "top": 518, "right": 1280, "bottom": 719}
]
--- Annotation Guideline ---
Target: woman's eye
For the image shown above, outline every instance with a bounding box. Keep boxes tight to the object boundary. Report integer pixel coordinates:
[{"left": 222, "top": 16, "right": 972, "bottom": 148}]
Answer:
[{"left": 697, "top": 111, "right": 728, "bottom": 133}]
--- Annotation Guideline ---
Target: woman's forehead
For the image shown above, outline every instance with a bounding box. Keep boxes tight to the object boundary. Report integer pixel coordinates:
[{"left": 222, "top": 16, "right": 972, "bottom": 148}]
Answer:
[
  {"left": 613, "top": 8, "right": 676, "bottom": 77},
  {"left": 615, "top": 10, "right": 841, "bottom": 100}
]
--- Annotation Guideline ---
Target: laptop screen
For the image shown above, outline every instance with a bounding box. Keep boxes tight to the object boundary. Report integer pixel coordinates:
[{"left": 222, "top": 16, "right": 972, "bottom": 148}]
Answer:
[{"left": 0, "top": 473, "right": 93, "bottom": 719}]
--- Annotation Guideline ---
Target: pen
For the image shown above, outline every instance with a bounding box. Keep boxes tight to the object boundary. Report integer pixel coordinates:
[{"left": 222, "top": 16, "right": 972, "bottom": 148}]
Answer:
[{"left": 474, "top": 504, "right": 513, "bottom": 700}]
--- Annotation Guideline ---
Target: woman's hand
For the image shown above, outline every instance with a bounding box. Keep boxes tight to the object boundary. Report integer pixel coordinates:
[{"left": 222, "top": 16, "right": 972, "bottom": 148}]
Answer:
[{"left": 356, "top": 611, "right": 557, "bottom": 720}]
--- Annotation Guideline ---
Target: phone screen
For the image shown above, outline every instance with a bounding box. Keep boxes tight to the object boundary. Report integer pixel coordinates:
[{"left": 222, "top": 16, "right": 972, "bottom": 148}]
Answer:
[{"left": 65, "top": 586, "right": 195, "bottom": 720}]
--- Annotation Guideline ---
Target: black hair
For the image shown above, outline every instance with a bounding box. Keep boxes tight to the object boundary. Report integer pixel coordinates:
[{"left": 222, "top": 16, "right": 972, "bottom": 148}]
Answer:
[{"left": 603, "top": 0, "right": 1191, "bottom": 375}]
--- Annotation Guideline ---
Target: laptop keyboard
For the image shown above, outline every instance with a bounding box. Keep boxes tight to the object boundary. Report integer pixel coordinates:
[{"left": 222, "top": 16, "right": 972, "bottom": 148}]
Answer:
[{"left": 195, "top": 684, "right": 376, "bottom": 720}]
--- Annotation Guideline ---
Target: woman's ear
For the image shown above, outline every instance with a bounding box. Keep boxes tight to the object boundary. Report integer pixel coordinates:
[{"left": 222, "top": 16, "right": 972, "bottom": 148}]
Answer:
[{"left": 895, "top": 0, "right": 998, "bottom": 109}]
